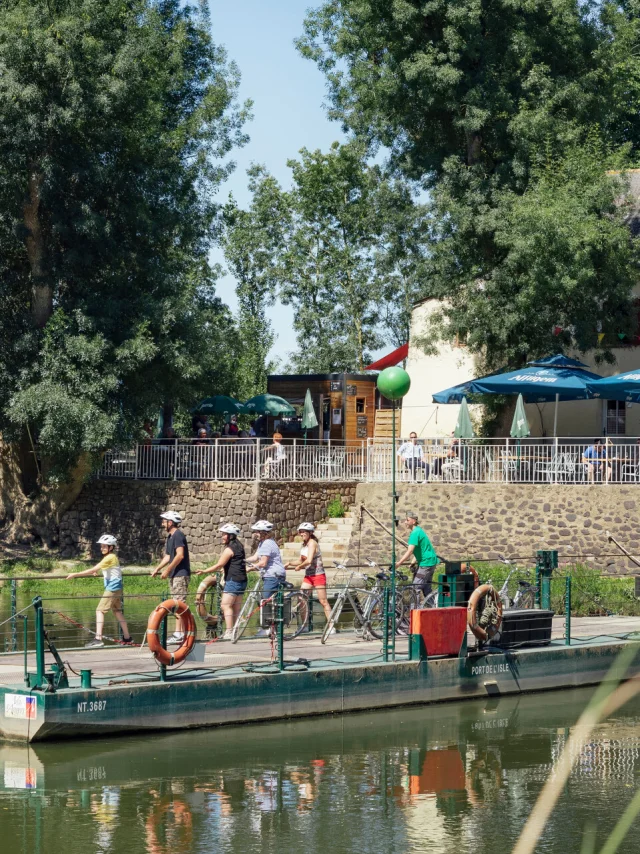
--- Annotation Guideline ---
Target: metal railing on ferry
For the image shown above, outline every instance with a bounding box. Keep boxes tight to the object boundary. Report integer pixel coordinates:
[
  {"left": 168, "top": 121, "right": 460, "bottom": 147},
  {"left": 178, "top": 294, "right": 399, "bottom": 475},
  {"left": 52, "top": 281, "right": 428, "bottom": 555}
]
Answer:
[{"left": 99, "top": 437, "right": 640, "bottom": 485}]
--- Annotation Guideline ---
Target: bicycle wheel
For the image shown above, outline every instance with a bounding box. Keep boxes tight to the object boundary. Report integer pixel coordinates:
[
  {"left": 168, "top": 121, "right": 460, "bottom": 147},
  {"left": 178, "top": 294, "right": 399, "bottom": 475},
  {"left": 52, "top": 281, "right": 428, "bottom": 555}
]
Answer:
[
  {"left": 283, "top": 592, "right": 310, "bottom": 640},
  {"left": 517, "top": 588, "right": 536, "bottom": 610},
  {"left": 423, "top": 590, "right": 439, "bottom": 609},
  {"left": 321, "top": 594, "right": 345, "bottom": 643},
  {"left": 394, "top": 586, "right": 416, "bottom": 632},
  {"left": 231, "top": 593, "right": 257, "bottom": 644},
  {"left": 366, "top": 595, "right": 385, "bottom": 640}
]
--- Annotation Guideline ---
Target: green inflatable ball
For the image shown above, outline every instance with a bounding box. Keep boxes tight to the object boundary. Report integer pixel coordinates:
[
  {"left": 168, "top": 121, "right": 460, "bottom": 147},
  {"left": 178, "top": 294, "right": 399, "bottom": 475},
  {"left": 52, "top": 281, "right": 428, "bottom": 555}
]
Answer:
[{"left": 377, "top": 367, "right": 411, "bottom": 400}]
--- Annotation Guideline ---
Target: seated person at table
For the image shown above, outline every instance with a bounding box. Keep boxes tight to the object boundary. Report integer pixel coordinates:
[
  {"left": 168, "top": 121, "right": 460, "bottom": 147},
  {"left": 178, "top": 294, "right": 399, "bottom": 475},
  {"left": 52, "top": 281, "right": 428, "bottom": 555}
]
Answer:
[
  {"left": 262, "top": 432, "right": 286, "bottom": 476},
  {"left": 582, "top": 438, "right": 610, "bottom": 482},
  {"left": 432, "top": 432, "right": 457, "bottom": 477},
  {"left": 397, "top": 433, "right": 428, "bottom": 480}
]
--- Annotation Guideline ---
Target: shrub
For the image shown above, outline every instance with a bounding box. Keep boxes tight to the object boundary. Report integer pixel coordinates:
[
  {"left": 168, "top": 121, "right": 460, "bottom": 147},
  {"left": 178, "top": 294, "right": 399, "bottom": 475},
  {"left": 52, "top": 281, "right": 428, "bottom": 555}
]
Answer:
[{"left": 327, "top": 497, "right": 346, "bottom": 518}]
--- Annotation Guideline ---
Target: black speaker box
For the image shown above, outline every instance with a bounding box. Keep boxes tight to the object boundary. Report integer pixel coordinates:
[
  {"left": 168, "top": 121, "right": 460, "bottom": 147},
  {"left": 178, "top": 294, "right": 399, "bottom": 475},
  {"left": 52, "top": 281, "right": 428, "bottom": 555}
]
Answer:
[{"left": 490, "top": 609, "right": 553, "bottom": 649}]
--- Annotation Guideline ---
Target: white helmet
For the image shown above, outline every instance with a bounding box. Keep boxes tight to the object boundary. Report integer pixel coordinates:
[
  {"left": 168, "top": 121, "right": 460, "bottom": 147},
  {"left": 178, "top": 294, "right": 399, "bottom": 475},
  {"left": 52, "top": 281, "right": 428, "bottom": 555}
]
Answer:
[
  {"left": 219, "top": 523, "right": 241, "bottom": 537},
  {"left": 298, "top": 522, "right": 315, "bottom": 532},
  {"left": 251, "top": 519, "right": 274, "bottom": 532},
  {"left": 160, "top": 511, "right": 182, "bottom": 525},
  {"left": 96, "top": 534, "right": 117, "bottom": 546}
]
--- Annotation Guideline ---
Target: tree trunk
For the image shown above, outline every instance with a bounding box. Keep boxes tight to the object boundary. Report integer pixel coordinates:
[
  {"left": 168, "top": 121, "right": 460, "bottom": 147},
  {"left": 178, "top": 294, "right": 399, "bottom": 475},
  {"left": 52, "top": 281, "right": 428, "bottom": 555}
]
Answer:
[
  {"left": 23, "top": 168, "right": 52, "bottom": 328},
  {"left": 0, "top": 436, "right": 90, "bottom": 546}
]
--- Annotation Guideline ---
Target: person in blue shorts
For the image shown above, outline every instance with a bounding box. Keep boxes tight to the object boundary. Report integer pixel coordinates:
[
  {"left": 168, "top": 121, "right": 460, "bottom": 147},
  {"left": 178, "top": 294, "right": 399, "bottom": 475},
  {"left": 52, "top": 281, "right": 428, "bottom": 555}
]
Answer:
[
  {"left": 195, "top": 523, "right": 247, "bottom": 640},
  {"left": 247, "top": 519, "right": 286, "bottom": 637}
]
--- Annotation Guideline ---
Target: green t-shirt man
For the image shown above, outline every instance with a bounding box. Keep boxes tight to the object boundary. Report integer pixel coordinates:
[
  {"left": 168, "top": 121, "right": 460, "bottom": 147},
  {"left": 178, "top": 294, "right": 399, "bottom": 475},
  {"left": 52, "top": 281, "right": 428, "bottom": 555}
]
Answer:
[{"left": 408, "top": 525, "right": 438, "bottom": 567}]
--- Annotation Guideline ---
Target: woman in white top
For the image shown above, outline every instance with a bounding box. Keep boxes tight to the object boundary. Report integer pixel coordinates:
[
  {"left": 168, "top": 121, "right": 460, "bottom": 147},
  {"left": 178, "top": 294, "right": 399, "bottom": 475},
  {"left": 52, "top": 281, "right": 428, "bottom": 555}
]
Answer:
[
  {"left": 286, "top": 522, "right": 334, "bottom": 630},
  {"left": 262, "top": 432, "right": 286, "bottom": 477}
]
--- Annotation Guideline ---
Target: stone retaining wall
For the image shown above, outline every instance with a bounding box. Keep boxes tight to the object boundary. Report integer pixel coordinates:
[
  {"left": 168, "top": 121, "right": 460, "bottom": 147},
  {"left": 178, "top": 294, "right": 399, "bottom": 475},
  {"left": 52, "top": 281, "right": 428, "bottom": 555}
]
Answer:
[
  {"left": 348, "top": 483, "right": 640, "bottom": 573},
  {"left": 59, "top": 480, "right": 356, "bottom": 564}
]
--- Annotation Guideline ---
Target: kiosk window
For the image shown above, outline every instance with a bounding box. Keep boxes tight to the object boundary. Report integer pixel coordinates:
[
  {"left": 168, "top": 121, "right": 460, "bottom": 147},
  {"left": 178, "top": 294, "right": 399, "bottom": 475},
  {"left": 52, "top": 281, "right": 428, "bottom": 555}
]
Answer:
[{"left": 356, "top": 398, "right": 365, "bottom": 414}]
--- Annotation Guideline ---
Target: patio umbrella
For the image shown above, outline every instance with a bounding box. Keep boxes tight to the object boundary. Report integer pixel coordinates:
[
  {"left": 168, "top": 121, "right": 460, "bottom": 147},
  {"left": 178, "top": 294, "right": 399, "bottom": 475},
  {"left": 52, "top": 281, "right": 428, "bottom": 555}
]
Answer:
[
  {"left": 433, "top": 355, "right": 601, "bottom": 437},
  {"left": 196, "top": 395, "right": 245, "bottom": 415},
  {"left": 586, "top": 369, "right": 640, "bottom": 402},
  {"left": 243, "top": 393, "right": 296, "bottom": 416},
  {"left": 510, "top": 394, "right": 531, "bottom": 438},
  {"left": 454, "top": 397, "right": 475, "bottom": 438},
  {"left": 301, "top": 388, "right": 318, "bottom": 443}
]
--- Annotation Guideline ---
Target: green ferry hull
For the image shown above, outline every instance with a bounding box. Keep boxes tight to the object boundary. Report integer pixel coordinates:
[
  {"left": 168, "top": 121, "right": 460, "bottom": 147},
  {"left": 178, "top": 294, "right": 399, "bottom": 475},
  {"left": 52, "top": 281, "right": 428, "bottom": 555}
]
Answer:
[{"left": 0, "top": 640, "right": 637, "bottom": 742}]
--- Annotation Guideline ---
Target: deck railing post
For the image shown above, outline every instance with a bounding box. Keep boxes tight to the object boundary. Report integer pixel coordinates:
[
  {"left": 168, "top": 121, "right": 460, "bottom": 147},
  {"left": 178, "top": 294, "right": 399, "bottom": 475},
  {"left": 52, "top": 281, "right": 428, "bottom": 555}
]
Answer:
[
  {"left": 293, "top": 438, "right": 297, "bottom": 481},
  {"left": 382, "top": 586, "right": 390, "bottom": 663},
  {"left": 276, "top": 586, "right": 284, "bottom": 671},
  {"left": 135, "top": 443, "right": 139, "bottom": 480},
  {"left": 21, "top": 616, "right": 28, "bottom": 684},
  {"left": 33, "top": 597, "right": 45, "bottom": 688},
  {"left": 565, "top": 575, "right": 571, "bottom": 645},
  {"left": 11, "top": 578, "right": 17, "bottom": 652},
  {"left": 214, "top": 438, "right": 219, "bottom": 481},
  {"left": 173, "top": 439, "right": 178, "bottom": 480}
]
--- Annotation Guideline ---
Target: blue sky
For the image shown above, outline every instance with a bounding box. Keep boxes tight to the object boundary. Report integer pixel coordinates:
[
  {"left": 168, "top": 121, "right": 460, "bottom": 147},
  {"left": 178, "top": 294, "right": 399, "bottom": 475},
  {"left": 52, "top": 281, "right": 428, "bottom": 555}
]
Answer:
[{"left": 208, "top": 0, "right": 345, "bottom": 364}]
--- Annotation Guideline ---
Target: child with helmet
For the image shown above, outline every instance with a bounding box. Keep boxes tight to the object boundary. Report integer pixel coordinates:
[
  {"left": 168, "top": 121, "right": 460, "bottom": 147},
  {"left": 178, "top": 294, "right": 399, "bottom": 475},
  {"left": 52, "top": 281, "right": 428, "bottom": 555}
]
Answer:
[
  {"left": 286, "top": 523, "right": 334, "bottom": 632},
  {"left": 195, "top": 523, "right": 247, "bottom": 639},
  {"left": 66, "top": 534, "right": 134, "bottom": 647}
]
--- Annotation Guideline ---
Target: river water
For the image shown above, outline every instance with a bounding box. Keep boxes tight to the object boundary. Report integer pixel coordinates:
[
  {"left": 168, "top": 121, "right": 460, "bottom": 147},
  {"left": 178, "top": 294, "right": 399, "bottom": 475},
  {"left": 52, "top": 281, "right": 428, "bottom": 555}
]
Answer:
[{"left": 1, "top": 688, "right": 639, "bottom": 853}]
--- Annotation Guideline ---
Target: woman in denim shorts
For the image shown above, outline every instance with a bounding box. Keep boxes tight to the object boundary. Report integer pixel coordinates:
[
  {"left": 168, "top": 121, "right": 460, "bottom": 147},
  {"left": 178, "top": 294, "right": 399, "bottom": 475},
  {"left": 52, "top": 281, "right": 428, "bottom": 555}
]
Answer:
[{"left": 195, "top": 524, "right": 247, "bottom": 640}]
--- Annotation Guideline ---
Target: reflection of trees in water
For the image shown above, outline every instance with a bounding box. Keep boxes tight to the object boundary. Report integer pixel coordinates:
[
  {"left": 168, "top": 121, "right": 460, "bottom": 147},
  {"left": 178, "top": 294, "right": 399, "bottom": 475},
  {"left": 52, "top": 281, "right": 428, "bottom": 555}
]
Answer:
[{"left": 11, "top": 712, "right": 640, "bottom": 854}]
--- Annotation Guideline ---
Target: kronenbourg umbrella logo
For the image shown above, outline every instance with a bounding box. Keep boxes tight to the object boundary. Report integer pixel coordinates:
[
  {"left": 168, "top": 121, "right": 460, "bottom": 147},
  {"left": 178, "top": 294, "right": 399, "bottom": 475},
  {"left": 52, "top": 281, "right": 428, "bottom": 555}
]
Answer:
[{"left": 510, "top": 371, "right": 557, "bottom": 384}]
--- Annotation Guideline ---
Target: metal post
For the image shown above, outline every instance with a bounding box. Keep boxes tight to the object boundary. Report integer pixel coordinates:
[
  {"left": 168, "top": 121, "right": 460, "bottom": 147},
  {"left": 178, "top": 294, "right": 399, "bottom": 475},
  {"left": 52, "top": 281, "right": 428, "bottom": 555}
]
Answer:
[
  {"left": 135, "top": 443, "right": 139, "bottom": 480},
  {"left": 159, "top": 614, "right": 167, "bottom": 682},
  {"left": 173, "top": 438, "right": 177, "bottom": 480},
  {"left": 293, "top": 438, "right": 297, "bottom": 481},
  {"left": 535, "top": 563, "right": 541, "bottom": 608},
  {"left": 390, "top": 403, "right": 397, "bottom": 661},
  {"left": 33, "top": 597, "right": 45, "bottom": 688},
  {"left": 276, "top": 586, "right": 284, "bottom": 671},
  {"left": 21, "top": 616, "right": 28, "bottom": 685},
  {"left": 565, "top": 576, "right": 571, "bottom": 645},
  {"left": 255, "top": 438, "right": 260, "bottom": 482},
  {"left": 328, "top": 439, "right": 332, "bottom": 480},
  {"left": 307, "top": 590, "right": 314, "bottom": 633},
  {"left": 382, "top": 586, "right": 390, "bottom": 663},
  {"left": 11, "top": 578, "right": 17, "bottom": 652},
  {"left": 214, "top": 437, "right": 219, "bottom": 481}
]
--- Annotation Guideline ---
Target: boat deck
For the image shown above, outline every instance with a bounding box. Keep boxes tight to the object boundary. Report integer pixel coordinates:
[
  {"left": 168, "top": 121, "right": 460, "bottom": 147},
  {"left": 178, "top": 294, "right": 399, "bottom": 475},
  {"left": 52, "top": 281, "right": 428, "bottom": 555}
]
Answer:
[{"left": 1, "top": 615, "right": 638, "bottom": 688}]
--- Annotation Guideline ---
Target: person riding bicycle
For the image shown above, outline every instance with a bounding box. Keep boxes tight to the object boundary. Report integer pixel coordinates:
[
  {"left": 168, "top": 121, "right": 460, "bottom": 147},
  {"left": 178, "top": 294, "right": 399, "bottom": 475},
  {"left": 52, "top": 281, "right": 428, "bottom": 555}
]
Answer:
[
  {"left": 247, "top": 520, "right": 286, "bottom": 637},
  {"left": 195, "top": 523, "right": 247, "bottom": 640},
  {"left": 286, "top": 522, "right": 334, "bottom": 633},
  {"left": 397, "top": 512, "right": 439, "bottom": 597}
]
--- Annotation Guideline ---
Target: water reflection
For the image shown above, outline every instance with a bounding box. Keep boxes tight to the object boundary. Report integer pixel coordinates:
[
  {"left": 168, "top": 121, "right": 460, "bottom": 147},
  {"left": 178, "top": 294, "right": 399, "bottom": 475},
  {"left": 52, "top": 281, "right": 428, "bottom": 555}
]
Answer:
[{"left": 2, "top": 688, "right": 640, "bottom": 853}]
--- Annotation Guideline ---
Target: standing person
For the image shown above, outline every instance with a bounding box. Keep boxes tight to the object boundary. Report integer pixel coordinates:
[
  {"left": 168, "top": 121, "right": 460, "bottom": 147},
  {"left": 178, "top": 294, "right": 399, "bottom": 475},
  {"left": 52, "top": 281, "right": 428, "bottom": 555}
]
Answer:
[
  {"left": 286, "top": 522, "right": 334, "bottom": 632},
  {"left": 397, "top": 433, "right": 428, "bottom": 481},
  {"left": 65, "top": 535, "right": 134, "bottom": 647},
  {"left": 247, "top": 520, "right": 286, "bottom": 637},
  {"left": 195, "top": 524, "right": 247, "bottom": 640},
  {"left": 151, "top": 511, "right": 191, "bottom": 644},
  {"left": 397, "top": 512, "right": 439, "bottom": 598}
]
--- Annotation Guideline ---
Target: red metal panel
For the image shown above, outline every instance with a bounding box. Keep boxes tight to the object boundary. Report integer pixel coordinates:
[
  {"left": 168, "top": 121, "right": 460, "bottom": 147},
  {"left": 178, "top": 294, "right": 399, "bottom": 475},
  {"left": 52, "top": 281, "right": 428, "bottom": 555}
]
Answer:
[
  {"left": 409, "top": 607, "right": 467, "bottom": 656},
  {"left": 364, "top": 342, "right": 409, "bottom": 371}
]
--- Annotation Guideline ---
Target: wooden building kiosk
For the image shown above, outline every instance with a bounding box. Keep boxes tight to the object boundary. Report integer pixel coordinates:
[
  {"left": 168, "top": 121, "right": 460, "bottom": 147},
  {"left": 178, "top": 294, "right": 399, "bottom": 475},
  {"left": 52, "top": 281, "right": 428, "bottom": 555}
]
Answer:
[{"left": 267, "top": 372, "right": 393, "bottom": 443}]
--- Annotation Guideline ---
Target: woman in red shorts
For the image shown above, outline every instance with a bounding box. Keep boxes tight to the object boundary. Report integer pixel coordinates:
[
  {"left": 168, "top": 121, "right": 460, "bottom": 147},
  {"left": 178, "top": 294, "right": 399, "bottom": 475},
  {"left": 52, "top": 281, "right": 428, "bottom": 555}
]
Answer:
[{"left": 287, "top": 522, "right": 334, "bottom": 632}]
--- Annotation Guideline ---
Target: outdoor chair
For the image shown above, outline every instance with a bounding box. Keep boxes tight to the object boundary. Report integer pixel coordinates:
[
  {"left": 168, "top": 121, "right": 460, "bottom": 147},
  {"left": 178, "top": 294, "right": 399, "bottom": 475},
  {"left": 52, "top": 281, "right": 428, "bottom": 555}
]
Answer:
[
  {"left": 484, "top": 448, "right": 502, "bottom": 482},
  {"left": 441, "top": 459, "right": 464, "bottom": 482},
  {"left": 621, "top": 461, "right": 640, "bottom": 482}
]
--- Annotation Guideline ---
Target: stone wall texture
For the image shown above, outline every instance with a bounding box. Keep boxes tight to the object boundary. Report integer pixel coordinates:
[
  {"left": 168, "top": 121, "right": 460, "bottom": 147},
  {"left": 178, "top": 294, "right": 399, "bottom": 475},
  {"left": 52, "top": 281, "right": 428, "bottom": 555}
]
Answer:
[
  {"left": 348, "top": 483, "right": 640, "bottom": 573},
  {"left": 59, "top": 479, "right": 357, "bottom": 564}
]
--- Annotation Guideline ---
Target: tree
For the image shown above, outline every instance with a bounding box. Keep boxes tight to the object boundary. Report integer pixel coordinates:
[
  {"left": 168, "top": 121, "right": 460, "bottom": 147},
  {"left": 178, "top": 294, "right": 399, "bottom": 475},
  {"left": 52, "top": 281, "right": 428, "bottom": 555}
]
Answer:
[
  {"left": 299, "top": 0, "right": 640, "bottom": 370},
  {"left": 280, "top": 142, "right": 428, "bottom": 371},
  {"left": 0, "top": 0, "right": 248, "bottom": 539},
  {"left": 221, "top": 166, "right": 288, "bottom": 399}
]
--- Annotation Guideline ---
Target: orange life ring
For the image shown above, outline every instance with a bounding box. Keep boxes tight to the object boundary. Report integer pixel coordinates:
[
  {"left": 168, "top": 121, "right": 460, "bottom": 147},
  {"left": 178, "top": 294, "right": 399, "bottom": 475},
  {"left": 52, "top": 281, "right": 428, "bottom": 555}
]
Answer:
[
  {"left": 467, "top": 584, "right": 503, "bottom": 642},
  {"left": 195, "top": 574, "right": 219, "bottom": 626},
  {"left": 463, "top": 563, "right": 480, "bottom": 589},
  {"left": 147, "top": 599, "right": 196, "bottom": 666}
]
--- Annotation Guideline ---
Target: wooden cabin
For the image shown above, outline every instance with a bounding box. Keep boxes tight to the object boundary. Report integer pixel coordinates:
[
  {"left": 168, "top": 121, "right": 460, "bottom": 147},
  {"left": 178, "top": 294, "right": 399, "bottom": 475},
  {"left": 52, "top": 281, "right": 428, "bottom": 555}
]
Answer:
[{"left": 267, "top": 373, "right": 395, "bottom": 444}]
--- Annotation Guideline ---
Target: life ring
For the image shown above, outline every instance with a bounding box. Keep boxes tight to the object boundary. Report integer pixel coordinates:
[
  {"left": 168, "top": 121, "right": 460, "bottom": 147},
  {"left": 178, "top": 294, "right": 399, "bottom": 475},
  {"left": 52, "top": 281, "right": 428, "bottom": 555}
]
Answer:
[
  {"left": 147, "top": 599, "right": 196, "bottom": 665},
  {"left": 195, "top": 574, "right": 219, "bottom": 626},
  {"left": 463, "top": 563, "right": 480, "bottom": 589},
  {"left": 467, "top": 584, "right": 503, "bottom": 643}
]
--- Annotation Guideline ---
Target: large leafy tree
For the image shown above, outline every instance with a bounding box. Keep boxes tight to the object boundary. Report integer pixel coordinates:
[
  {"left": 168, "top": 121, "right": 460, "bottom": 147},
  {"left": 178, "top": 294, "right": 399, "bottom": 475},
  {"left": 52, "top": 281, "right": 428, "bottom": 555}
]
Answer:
[
  {"left": 221, "top": 167, "right": 288, "bottom": 399},
  {"left": 299, "top": 0, "right": 640, "bottom": 371},
  {"left": 0, "top": 0, "right": 248, "bottom": 537}
]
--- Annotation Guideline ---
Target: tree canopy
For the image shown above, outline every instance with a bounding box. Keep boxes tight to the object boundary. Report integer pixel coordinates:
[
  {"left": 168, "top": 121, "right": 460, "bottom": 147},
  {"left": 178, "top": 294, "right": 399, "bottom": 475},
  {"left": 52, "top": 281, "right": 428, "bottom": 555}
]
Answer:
[
  {"left": 299, "top": 0, "right": 640, "bottom": 370},
  {"left": 0, "top": 0, "right": 248, "bottom": 482}
]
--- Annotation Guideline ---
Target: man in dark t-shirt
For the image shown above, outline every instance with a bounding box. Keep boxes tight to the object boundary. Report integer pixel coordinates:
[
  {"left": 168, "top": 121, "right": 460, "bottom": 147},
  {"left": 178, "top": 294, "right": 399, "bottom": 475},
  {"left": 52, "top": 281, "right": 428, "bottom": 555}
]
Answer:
[{"left": 151, "top": 510, "right": 191, "bottom": 644}]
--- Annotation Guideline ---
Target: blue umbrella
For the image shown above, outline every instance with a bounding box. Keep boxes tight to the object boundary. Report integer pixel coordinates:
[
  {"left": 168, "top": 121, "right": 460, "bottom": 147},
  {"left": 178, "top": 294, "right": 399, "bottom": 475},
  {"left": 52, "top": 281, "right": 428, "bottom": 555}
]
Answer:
[
  {"left": 586, "top": 369, "right": 640, "bottom": 402},
  {"left": 432, "top": 355, "right": 602, "bottom": 436}
]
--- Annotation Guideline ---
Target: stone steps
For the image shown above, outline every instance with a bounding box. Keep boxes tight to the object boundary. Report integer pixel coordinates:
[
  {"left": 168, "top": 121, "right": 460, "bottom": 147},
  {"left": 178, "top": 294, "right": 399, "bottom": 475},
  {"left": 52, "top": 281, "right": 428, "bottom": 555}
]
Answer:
[{"left": 280, "top": 511, "right": 356, "bottom": 578}]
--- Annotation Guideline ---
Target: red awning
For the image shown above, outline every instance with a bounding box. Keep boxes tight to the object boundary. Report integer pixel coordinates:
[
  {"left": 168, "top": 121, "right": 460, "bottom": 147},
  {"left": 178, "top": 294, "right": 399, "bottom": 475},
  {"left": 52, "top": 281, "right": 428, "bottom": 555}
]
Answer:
[{"left": 365, "top": 342, "right": 408, "bottom": 371}]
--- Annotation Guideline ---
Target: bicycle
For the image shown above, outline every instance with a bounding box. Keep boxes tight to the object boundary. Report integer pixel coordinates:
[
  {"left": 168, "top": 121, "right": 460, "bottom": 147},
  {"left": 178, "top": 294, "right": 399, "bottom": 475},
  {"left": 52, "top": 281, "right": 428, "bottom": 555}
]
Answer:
[
  {"left": 321, "top": 558, "right": 409, "bottom": 642},
  {"left": 231, "top": 575, "right": 309, "bottom": 643},
  {"left": 496, "top": 555, "right": 537, "bottom": 610}
]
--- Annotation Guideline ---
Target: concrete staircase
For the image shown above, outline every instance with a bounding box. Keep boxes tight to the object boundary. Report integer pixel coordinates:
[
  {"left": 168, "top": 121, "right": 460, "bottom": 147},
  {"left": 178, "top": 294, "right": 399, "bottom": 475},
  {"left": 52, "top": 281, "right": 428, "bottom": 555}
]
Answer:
[{"left": 281, "top": 511, "right": 357, "bottom": 580}]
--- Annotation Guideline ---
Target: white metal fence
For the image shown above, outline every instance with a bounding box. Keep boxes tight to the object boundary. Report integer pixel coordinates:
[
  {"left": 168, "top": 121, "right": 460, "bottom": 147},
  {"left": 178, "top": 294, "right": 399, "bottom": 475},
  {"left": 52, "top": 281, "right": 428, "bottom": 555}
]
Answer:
[{"left": 98, "top": 437, "right": 640, "bottom": 484}]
